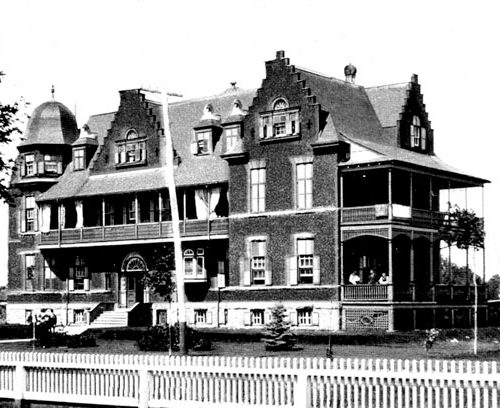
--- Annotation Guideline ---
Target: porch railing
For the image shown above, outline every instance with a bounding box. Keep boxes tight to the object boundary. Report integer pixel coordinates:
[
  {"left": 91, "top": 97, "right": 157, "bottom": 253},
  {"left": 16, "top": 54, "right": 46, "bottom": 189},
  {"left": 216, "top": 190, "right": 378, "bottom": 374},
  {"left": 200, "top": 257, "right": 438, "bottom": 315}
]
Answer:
[
  {"left": 341, "top": 204, "right": 444, "bottom": 227},
  {"left": 342, "top": 283, "right": 488, "bottom": 303},
  {"left": 39, "top": 218, "right": 229, "bottom": 246}
]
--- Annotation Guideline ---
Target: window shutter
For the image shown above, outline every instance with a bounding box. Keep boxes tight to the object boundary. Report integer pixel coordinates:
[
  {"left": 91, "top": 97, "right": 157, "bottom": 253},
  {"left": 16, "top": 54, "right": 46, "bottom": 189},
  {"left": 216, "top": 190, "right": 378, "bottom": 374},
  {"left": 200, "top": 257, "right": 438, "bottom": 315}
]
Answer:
[
  {"left": 188, "top": 311, "right": 195, "bottom": 325},
  {"left": 20, "top": 157, "right": 25, "bottom": 177},
  {"left": 312, "top": 312, "right": 320, "bottom": 326},
  {"left": 68, "top": 279, "right": 74, "bottom": 291},
  {"left": 120, "top": 150, "right": 126, "bottom": 163},
  {"left": 218, "top": 309, "right": 226, "bottom": 325},
  {"left": 266, "top": 123, "right": 273, "bottom": 138},
  {"left": 285, "top": 117, "right": 292, "bottom": 135},
  {"left": 421, "top": 128, "right": 427, "bottom": 150},
  {"left": 57, "top": 161, "right": 63, "bottom": 174},
  {"left": 265, "top": 261, "right": 272, "bottom": 286},
  {"left": 37, "top": 160, "right": 44, "bottom": 175},
  {"left": 313, "top": 256, "right": 320, "bottom": 285},
  {"left": 217, "top": 273, "right": 226, "bottom": 288},
  {"left": 34, "top": 204, "right": 39, "bottom": 232},
  {"left": 20, "top": 198, "right": 26, "bottom": 233},
  {"left": 190, "top": 142, "right": 198, "bottom": 155},
  {"left": 243, "top": 311, "right": 251, "bottom": 326},
  {"left": 240, "top": 257, "right": 251, "bottom": 286},
  {"left": 84, "top": 278, "right": 90, "bottom": 291},
  {"left": 20, "top": 255, "right": 25, "bottom": 289},
  {"left": 69, "top": 266, "right": 75, "bottom": 279},
  {"left": 295, "top": 116, "right": 301, "bottom": 134},
  {"left": 206, "top": 311, "right": 213, "bottom": 325},
  {"left": 259, "top": 117, "right": 264, "bottom": 139},
  {"left": 290, "top": 311, "right": 298, "bottom": 326},
  {"left": 114, "top": 152, "right": 119, "bottom": 164},
  {"left": 265, "top": 310, "right": 272, "bottom": 324},
  {"left": 289, "top": 256, "right": 298, "bottom": 286}
]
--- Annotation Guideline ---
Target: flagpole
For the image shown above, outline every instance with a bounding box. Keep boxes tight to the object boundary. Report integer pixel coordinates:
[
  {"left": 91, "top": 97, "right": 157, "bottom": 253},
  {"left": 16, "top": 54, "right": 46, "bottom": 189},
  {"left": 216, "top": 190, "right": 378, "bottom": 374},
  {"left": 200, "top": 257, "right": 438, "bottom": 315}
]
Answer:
[{"left": 159, "top": 90, "right": 187, "bottom": 355}]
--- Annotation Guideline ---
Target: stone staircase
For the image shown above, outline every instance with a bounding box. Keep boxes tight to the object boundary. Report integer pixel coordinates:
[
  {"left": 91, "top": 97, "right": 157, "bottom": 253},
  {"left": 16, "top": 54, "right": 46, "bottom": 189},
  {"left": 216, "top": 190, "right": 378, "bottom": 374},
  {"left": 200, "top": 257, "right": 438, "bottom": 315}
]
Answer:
[{"left": 89, "top": 308, "right": 129, "bottom": 328}]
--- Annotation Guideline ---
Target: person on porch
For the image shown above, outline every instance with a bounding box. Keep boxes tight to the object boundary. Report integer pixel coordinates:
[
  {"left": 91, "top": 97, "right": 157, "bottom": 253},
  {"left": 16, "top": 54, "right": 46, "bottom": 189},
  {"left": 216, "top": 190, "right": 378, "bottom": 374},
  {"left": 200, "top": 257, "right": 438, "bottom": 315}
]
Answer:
[
  {"left": 378, "top": 272, "right": 390, "bottom": 285},
  {"left": 349, "top": 271, "right": 360, "bottom": 285},
  {"left": 367, "top": 270, "right": 377, "bottom": 284}
]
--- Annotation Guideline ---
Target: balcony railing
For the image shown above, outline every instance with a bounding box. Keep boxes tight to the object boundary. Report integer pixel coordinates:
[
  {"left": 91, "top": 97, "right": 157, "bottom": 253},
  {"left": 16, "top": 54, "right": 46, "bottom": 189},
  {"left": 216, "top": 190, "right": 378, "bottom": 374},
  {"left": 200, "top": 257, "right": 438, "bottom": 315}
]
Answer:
[
  {"left": 341, "top": 204, "right": 444, "bottom": 227},
  {"left": 342, "top": 283, "right": 487, "bottom": 303},
  {"left": 39, "top": 218, "right": 229, "bottom": 246}
]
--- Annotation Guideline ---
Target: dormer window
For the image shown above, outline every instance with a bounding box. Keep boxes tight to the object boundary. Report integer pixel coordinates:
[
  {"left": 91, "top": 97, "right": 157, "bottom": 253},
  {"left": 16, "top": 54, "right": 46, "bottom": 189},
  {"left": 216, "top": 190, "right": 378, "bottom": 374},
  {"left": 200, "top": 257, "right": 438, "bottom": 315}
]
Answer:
[
  {"left": 195, "top": 130, "right": 211, "bottom": 155},
  {"left": 116, "top": 128, "right": 146, "bottom": 166},
  {"left": 73, "top": 148, "right": 85, "bottom": 171},
  {"left": 20, "top": 153, "right": 62, "bottom": 177},
  {"left": 259, "top": 98, "right": 300, "bottom": 140},
  {"left": 225, "top": 126, "right": 240, "bottom": 150},
  {"left": 410, "top": 115, "right": 427, "bottom": 150}
]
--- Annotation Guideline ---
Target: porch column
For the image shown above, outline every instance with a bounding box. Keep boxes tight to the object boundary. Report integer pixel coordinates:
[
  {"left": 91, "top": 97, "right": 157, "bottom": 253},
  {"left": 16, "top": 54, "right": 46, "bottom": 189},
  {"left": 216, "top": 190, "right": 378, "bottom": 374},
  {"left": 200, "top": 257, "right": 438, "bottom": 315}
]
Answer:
[
  {"left": 101, "top": 198, "right": 106, "bottom": 226},
  {"left": 482, "top": 185, "right": 486, "bottom": 284},
  {"left": 429, "top": 234, "right": 434, "bottom": 284},
  {"left": 429, "top": 176, "right": 433, "bottom": 211},
  {"left": 388, "top": 168, "right": 393, "bottom": 219},
  {"left": 75, "top": 200, "right": 83, "bottom": 228},
  {"left": 409, "top": 173, "right": 413, "bottom": 209},
  {"left": 340, "top": 241, "right": 344, "bottom": 290},
  {"left": 158, "top": 192, "right": 163, "bottom": 223},
  {"left": 388, "top": 234, "right": 394, "bottom": 301},
  {"left": 135, "top": 193, "right": 139, "bottom": 224},
  {"left": 410, "top": 232, "right": 415, "bottom": 301},
  {"left": 340, "top": 174, "right": 344, "bottom": 223}
]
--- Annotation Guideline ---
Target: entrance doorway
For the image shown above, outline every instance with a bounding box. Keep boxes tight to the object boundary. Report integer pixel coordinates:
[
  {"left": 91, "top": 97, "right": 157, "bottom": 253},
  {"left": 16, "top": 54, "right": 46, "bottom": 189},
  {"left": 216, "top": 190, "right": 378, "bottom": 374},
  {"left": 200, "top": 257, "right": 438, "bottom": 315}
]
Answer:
[{"left": 119, "top": 255, "right": 147, "bottom": 308}]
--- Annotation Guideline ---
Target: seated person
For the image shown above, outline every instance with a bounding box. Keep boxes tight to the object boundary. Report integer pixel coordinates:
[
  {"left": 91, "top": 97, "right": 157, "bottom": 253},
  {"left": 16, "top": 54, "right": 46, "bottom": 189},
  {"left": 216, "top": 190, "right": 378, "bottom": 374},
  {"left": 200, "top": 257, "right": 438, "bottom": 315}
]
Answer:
[
  {"left": 367, "top": 269, "right": 377, "bottom": 284},
  {"left": 349, "top": 271, "right": 361, "bottom": 285},
  {"left": 378, "top": 272, "right": 390, "bottom": 284}
]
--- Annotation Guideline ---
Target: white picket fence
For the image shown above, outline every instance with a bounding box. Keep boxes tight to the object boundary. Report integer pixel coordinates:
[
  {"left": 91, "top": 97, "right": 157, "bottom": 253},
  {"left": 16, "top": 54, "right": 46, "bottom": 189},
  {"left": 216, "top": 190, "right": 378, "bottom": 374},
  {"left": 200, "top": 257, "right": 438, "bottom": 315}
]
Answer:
[{"left": 0, "top": 352, "right": 499, "bottom": 408}]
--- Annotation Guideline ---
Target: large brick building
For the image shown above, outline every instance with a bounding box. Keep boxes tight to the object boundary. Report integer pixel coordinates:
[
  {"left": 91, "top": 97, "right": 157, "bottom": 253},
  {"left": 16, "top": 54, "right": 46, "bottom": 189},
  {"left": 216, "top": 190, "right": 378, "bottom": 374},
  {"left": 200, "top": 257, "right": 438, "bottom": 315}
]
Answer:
[{"left": 7, "top": 51, "right": 488, "bottom": 331}]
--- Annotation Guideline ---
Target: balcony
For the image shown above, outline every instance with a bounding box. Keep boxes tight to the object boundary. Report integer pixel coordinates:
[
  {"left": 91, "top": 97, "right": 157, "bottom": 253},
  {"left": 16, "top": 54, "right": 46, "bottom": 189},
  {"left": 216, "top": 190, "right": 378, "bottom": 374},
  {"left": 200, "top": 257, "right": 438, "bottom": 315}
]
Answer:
[
  {"left": 341, "top": 204, "right": 444, "bottom": 228},
  {"left": 39, "top": 218, "right": 229, "bottom": 247},
  {"left": 342, "top": 284, "right": 487, "bottom": 303}
]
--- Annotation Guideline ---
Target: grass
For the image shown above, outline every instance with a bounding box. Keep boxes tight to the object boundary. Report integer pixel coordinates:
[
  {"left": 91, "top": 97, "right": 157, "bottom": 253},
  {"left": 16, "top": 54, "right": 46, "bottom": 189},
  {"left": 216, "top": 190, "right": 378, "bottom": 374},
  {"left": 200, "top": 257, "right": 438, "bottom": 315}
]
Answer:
[{"left": 1, "top": 327, "right": 500, "bottom": 361}]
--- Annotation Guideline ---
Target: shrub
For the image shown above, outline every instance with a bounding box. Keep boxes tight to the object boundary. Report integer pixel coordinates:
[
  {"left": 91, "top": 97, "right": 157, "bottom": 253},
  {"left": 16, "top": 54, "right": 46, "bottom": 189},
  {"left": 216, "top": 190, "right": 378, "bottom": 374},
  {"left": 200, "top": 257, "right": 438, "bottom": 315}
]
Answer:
[
  {"left": 67, "top": 332, "right": 97, "bottom": 348},
  {"left": 263, "top": 304, "right": 297, "bottom": 351},
  {"left": 137, "top": 324, "right": 212, "bottom": 352}
]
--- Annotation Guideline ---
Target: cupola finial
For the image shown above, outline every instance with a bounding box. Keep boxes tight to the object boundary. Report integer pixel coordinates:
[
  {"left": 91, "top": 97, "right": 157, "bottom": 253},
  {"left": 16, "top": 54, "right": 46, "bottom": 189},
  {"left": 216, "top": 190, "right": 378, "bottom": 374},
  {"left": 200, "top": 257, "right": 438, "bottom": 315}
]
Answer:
[{"left": 51, "top": 85, "right": 55, "bottom": 100}]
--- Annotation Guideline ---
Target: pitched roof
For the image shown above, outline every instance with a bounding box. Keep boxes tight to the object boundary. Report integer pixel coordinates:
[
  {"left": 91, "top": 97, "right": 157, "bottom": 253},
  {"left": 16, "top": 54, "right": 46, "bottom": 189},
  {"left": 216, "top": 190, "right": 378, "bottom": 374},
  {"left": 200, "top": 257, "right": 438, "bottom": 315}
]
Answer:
[
  {"left": 340, "top": 135, "right": 489, "bottom": 184},
  {"left": 38, "top": 89, "right": 256, "bottom": 201},
  {"left": 365, "top": 83, "right": 409, "bottom": 128}
]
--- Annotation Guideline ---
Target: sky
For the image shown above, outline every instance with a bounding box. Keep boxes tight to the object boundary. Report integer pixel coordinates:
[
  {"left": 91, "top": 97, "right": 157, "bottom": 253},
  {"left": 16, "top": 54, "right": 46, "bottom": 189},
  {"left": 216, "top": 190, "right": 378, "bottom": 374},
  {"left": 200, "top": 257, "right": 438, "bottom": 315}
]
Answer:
[{"left": 0, "top": 0, "right": 499, "bottom": 286}]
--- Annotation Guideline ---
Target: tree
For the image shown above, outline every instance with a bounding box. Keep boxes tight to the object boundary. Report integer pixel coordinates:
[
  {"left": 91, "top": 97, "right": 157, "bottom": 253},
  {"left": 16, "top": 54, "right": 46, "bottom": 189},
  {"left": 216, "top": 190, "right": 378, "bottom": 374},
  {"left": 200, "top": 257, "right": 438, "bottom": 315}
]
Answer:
[
  {"left": 487, "top": 274, "right": 500, "bottom": 300},
  {"left": 141, "top": 245, "right": 175, "bottom": 301},
  {"left": 0, "top": 71, "right": 23, "bottom": 203},
  {"left": 440, "top": 257, "right": 481, "bottom": 285},
  {"left": 263, "top": 304, "right": 297, "bottom": 351}
]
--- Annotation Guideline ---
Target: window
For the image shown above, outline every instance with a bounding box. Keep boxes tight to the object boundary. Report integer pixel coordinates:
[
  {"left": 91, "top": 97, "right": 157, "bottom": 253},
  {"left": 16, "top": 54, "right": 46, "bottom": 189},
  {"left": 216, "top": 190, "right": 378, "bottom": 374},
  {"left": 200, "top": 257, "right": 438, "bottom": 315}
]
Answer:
[
  {"left": 225, "top": 126, "right": 240, "bottom": 150},
  {"left": 73, "top": 309, "right": 86, "bottom": 324},
  {"left": 25, "top": 254, "right": 35, "bottom": 289},
  {"left": 296, "top": 162, "right": 313, "bottom": 209},
  {"left": 73, "top": 148, "right": 85, "bottom": 170},
  {"left": 195, "top": 309, "right": 207, "bottom": 324},
  {"left": 259, "top": 99, "right": 300, "bottom": 140},
  {"left": 250, "top": 167, "right": 266, "bottom": 213},
  {"left": 156, "top": 309, "right": 168, "bottom": 326},
  {"left": 105, "top": 273, "right": 112, "bottom": 290},
  {"left": 25, "top": 154, "right": 35, "bottom": 176},
  {"left": 297, "top": 309, "right": 312, "bottom": 326},
  {"left": 297, "top": 238, "right": 314, "bottom": 284},
  {"left": 195, "top": 130, "right": 210, "bottom": 155},
  {"left": 250, "top": 240, "right": 266, "bottom": 285},
  {"left": 43, "top": 155, "right": 61, "bottom": 174},
  {"left": 25, "top": 196, "right": 36, "bottom": 232},
  {"left": 126, "top": 198, "right": 136, "bottom": 224},
  {"left": 183, "top": 249, "right": 205, "bottom": 279},
  {"left": 71, "top": 256, "right": 87, "bottom": 291},
  {"left": 116, "top": 129, "right": 146, "bottom": 165},
  {"left": 43, "top": 259, "right": 56, "bottom": 290},
  {"left": 251, "top": 309, "right": 264, "bottom": 326},
  {"left": 410, "top": 115, "right": 427, "bottom": 149}
]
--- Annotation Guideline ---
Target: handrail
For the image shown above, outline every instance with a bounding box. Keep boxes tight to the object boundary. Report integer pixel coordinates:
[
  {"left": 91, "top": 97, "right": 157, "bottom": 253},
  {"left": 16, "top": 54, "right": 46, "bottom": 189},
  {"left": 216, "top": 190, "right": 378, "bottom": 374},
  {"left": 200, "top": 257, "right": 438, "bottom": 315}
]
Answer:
[{"left": 88, "top": 302, "right": 114, "bottom": 325}]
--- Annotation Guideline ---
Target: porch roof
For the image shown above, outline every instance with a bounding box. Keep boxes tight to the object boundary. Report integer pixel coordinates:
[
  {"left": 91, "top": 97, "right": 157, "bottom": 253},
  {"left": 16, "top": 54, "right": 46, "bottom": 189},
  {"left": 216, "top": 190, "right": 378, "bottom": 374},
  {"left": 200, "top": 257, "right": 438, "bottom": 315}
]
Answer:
[{"left": 340, "top": 135, "right": 489, "bottom": 185}]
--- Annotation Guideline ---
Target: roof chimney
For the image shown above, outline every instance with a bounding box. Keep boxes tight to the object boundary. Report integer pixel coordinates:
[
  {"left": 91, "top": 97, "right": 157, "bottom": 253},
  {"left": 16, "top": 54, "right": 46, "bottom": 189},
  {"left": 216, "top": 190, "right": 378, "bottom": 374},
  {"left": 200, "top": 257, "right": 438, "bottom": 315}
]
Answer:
[
  {"left": 344, "top": 63, "right": 357, "bottom": 83},
  {"left": 276, "top": 50, "right": 285, "bottom": 60}
]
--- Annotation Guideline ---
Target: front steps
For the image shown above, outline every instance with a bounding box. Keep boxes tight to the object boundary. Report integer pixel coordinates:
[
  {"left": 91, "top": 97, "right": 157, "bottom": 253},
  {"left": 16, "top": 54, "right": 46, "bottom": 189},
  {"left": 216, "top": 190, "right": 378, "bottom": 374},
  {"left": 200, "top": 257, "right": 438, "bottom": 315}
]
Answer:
[{"left": 90, "top": 308, "right": 129, "bottom": 328}]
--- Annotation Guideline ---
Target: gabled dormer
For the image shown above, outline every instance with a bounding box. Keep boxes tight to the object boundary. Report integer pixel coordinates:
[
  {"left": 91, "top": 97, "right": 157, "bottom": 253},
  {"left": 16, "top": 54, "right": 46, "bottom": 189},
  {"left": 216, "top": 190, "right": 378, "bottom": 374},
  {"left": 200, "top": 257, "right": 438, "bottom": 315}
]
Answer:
[
  {"left": 399, "top": 75, "right": 433, "bottom": 154},
  {"left": 191, "top": 104, "right": 222, "bottom": 156},
  {"left": 258, "top": 97, "right": 301, "bottom": 142},
  {"left": 222, "top": 99, "right": 246, "bottom": 153},
  {"left": 72, "top": 124, "right": 99, "bottom": 171}
]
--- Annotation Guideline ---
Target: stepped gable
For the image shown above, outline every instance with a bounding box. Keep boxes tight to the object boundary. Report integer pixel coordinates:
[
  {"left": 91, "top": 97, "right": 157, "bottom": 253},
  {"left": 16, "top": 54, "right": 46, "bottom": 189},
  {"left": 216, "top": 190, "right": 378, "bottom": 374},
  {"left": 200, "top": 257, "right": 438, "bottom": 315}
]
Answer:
[{"left": 20, "top": 101, "right": 78, "bottom": 147}]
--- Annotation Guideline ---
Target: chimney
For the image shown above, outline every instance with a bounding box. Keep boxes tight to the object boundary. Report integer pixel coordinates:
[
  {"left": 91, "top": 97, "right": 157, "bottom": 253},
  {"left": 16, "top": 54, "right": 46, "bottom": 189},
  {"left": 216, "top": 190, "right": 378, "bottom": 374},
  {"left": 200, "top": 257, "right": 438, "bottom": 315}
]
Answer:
[
  {"left": 276, "top": 50, "right": 285, "bottom": 60},
  {"left": 344, "top": 63, "right": 357, "bottom": 83}
]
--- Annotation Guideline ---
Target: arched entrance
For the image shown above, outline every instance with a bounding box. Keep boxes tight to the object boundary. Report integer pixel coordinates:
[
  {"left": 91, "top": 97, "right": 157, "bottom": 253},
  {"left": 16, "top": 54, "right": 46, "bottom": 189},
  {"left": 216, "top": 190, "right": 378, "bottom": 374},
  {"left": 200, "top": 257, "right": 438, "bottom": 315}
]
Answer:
[{"left": 119, "top": 254, "right": 147, "bottom": 308}]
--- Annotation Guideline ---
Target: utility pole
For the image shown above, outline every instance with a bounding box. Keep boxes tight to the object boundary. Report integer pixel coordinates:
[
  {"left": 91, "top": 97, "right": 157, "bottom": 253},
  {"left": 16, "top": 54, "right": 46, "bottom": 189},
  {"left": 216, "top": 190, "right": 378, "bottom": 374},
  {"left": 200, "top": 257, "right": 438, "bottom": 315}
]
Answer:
[{"left": 157, "top": 89, "right": 187, "bottom": 354}]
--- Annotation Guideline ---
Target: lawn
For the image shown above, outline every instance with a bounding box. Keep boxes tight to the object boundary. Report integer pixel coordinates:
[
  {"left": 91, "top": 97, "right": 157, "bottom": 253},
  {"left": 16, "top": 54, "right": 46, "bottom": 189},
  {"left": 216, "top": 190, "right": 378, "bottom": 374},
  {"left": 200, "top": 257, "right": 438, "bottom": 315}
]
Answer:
[{"left": 2, "top": 331, "right": 500, "bottom": 361}]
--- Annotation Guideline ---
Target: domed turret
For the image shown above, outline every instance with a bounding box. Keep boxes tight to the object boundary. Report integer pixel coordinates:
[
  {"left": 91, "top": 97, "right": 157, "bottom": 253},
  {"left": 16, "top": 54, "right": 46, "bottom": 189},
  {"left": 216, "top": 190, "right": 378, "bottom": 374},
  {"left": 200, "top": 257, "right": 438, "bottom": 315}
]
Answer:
[{"left": 20, "top": 100, "right": 78, "bottom": 149}]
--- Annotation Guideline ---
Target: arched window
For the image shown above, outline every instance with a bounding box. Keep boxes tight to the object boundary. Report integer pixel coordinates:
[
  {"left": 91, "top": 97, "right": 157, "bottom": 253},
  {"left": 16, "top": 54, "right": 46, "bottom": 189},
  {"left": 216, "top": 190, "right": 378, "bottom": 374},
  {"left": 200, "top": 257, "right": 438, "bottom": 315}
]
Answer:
[
  {"left": 410, "top": 116, "right": 427, "bottom": 150},
  {"left": 125, "top": 257, "right": 146, "bottom": 272},
  {"left": 126, "top": 129, "right": 139, "bottom": 139},
  {"left": 260, "top": 98, "right": 300, "bottom": 139},
  {"left": 273, "top": 98, "right": 289, "bottom": 111},
  {"left": 116, "top": 129, "right": 146, "bottom": 165}
]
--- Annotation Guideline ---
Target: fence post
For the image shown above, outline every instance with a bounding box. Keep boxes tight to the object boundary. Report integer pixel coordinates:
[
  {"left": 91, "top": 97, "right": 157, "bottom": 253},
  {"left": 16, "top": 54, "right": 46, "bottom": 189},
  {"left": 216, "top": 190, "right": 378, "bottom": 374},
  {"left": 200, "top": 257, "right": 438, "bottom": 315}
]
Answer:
[
  {"left": 295, "top": 371, "right": 310, "bottom": 408},
  {"left": 13, "top": 363, "right": 27, "bottom": 408},
  {"left": 138, "top": 367, "right": 151, "bottom": 408}
]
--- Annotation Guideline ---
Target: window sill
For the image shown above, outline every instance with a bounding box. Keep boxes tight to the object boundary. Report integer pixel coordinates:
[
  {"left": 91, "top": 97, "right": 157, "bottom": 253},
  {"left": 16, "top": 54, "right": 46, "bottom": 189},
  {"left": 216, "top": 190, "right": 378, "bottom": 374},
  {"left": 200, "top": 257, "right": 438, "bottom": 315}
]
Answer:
[
  {"left": 259, "top": 134, "right": 301, "bottom": 144},
  {"left": 115, "top": 160, "right": 147, "bottom": 169}
]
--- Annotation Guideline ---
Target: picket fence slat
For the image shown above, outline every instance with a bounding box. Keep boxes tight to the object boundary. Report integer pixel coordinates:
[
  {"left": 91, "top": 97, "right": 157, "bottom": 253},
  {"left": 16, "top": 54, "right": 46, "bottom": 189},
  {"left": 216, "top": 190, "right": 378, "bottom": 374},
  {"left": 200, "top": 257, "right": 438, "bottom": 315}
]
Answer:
[{"left": 0, "top": 352, "right": 499, "bottom": 407}]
